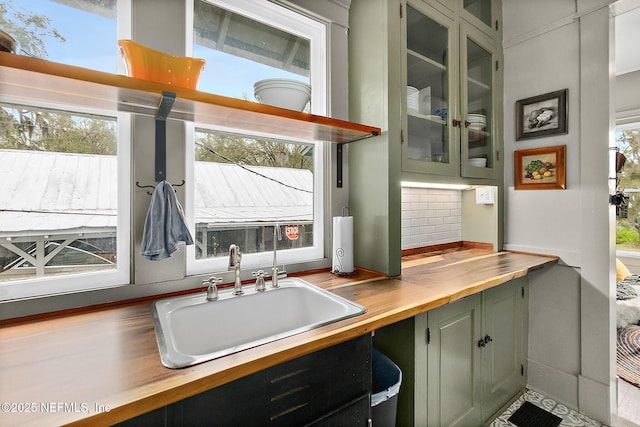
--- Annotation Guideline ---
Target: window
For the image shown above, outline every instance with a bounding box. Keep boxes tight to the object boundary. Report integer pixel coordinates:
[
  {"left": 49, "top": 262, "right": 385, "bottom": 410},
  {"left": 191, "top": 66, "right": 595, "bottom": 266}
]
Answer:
[
  {"left": 187, "top": 0, "right": 326, "bottom": 274},
  {"left": 1, "top": 0, "right": 117, "bottom": 72},
  {"left": 616, "top": 124, "right": 640, "bottom": 255},
  {"left": 0, "top": 103, "right": 130, "bottom": 300},
  {"left": 0, "top": 0, "right": 127, "bottom": 300},
  {"left": 192, "top": 0, "right": 326, "bottom": 113}
]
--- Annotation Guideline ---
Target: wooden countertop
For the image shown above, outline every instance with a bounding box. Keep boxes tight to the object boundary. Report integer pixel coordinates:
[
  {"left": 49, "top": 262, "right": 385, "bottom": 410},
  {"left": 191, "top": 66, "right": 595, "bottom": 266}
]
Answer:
[{"left": 0, "top": 249, "right": 557, "bottom": 426}]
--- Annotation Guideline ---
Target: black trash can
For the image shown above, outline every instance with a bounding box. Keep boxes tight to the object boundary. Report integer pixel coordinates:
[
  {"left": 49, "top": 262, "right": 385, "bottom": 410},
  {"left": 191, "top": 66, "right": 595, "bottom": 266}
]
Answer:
[{"left": 371, "top": 348, "right": 402, "bottom": 427}]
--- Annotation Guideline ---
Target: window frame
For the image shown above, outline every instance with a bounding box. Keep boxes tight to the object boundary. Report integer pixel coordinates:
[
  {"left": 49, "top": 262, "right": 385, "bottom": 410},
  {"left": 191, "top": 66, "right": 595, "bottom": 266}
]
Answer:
[
  {"left": 190, "top": 0, "right": 327, "bottom": 113},
  {"left": 185, "top": 126, "right": 325, "bottom": 275},
  {"left": 0, "top": 100, "right": 131, "bottom": 301},
  {"left": 185, "top": 0, "right": 328, "bottom": 275}
]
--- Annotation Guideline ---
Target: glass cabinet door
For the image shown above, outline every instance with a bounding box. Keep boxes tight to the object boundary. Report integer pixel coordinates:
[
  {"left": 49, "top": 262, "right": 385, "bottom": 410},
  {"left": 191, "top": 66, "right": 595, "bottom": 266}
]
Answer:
[
  {"left": 403, "top": 5, "right": 456, "bottom": 176},
  {"left": 462, "top": 0, "right": 493, "bottom": 28},
  {"left": 461, "top": 29, "right": 495, "bottom": 178}
]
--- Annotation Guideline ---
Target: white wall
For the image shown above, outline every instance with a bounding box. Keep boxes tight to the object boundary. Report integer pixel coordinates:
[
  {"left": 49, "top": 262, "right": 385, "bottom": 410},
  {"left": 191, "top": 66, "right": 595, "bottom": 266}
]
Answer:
[{"left": 503, "top": 0, "right": 616, "bottom": 423}]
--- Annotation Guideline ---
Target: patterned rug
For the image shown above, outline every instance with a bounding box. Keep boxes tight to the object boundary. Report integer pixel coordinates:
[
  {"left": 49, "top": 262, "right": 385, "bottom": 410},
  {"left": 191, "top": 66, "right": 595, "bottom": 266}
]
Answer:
[{"left": 617, "top": 325, "right": 640, "bottom": 387}]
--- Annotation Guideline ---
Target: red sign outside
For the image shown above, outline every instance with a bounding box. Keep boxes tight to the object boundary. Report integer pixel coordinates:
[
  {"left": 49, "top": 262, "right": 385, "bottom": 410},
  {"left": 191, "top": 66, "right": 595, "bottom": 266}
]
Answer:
[{"left": 285, "top": 225, "right": 299, "bottom": 240}]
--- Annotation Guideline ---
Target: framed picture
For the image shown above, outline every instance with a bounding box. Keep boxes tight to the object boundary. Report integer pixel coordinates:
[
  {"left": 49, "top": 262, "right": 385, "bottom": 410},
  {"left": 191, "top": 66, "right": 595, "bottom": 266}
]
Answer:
[
  {"left": 516, "top": 89, "right": 567, "bottom": 140},
  {"left": 514, "top": 145, "right": 566, "bottom": 190}
]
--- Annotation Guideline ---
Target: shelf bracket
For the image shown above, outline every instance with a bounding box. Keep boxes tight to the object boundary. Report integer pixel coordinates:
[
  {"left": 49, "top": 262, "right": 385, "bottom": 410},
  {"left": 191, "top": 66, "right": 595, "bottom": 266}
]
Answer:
[
  {"left": 336, "top": 130, "right": 379, "bottom": 188},
  {"left": 337, "top": 144, "right": 343, "bottom": 188},
  {"left": 155, "top": 91, "right": 176, "bottom": 182}
]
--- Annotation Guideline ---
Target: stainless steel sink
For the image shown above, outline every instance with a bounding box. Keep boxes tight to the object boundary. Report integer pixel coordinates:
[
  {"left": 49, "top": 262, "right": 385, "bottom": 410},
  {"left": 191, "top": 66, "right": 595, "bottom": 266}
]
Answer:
[{"left": 151, "top": 277, "right": 366, "bottom": 368}]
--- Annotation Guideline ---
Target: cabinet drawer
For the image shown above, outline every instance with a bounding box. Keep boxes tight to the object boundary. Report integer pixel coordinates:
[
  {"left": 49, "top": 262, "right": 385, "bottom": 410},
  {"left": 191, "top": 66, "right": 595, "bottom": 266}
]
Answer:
[{"left": 178, "top": 335, "right": 371, "bottom": 426}]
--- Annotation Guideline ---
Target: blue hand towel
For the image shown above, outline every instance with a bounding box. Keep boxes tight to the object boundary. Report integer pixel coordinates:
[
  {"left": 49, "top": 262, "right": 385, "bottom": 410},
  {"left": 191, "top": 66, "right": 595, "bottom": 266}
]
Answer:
[{"left": 141, "top": 180, "right": 194, "bottom": 261}]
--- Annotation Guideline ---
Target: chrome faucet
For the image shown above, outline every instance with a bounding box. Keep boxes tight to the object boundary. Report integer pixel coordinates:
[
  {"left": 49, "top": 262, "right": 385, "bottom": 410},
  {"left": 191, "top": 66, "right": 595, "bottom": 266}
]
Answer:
[
  {"left": 228, "top": 244, "right": 243, "bottom": 295},
  {"left": 271, "top": 224, "right": 286, "bottom": 288}
]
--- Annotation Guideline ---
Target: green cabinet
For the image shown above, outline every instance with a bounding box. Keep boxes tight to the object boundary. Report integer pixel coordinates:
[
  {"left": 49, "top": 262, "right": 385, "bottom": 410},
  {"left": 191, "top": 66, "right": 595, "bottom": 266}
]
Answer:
[
  {"left": 436, "top": 0, "right": 502, "bottom": 40},
  {"left": 402, "top": 1, "right": 502, "bottom": 181},
  {"left": 415, "top": 277, "right": 528, "bottom": 426},
  {"left": 348, "top": 0, "right": 503, "bottom": 276}
]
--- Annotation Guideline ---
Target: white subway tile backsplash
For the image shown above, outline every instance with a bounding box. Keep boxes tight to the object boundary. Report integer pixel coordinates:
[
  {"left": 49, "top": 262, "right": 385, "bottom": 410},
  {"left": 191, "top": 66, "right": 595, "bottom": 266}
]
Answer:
[
  {"left": 401, "top": 187, "right": 462, "bottom": 249},
  {"left": 427, "top": 217, "right": 443, "bottom": 225}
]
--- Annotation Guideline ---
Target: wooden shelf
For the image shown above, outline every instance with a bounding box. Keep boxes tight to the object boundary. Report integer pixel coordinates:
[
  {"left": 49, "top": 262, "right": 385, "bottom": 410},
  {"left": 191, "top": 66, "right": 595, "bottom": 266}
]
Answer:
[{"left": 0, "top": 52, "right": 380, "bottom": 143}]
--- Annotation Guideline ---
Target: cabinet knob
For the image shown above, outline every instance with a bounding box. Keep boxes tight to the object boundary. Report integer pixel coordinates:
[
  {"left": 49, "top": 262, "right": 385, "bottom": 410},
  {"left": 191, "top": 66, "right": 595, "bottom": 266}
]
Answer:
[
  {"left": 477, "top": 338, "right": 486, "bottom": 348},
  {"left": 452, "top": 119, "right": 462, "bottom": 127}
]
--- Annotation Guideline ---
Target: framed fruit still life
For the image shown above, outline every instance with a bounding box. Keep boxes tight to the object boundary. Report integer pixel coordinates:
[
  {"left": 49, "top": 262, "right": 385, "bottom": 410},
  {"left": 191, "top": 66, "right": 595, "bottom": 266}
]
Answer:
[{"left": 514, "top": 145, "right": 566, "bottom": 190}]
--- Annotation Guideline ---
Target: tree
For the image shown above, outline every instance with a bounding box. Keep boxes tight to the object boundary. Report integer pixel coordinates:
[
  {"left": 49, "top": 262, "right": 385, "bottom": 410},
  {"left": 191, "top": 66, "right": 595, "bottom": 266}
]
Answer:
[
  {"left": 0, "top": 105, "right": 117, "bottom": 154},
  {"left": 195, "top": 131, "right": 313, "bottom": 171},
  {"left": 0, "top": 0, "right": 66, "bottom": 58}
]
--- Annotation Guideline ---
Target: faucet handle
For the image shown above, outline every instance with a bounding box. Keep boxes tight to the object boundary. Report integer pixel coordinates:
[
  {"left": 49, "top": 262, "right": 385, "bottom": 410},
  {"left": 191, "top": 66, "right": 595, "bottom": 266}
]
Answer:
[
  {"left": 205, "top": 277, "right": 221, "bottom": 301},
  {"left": 252, "top": 270, "right": 266, "bottom": 292}
]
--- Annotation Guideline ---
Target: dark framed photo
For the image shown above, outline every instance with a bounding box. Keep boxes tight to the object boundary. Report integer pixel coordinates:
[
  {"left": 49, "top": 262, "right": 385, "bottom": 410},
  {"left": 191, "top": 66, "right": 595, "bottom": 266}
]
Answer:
[
  {"left": 514, "top": 145, "right": 566, "bottom": 190},
  {"left": 516, "top": 89, "right": 568, "bottom": 140}
]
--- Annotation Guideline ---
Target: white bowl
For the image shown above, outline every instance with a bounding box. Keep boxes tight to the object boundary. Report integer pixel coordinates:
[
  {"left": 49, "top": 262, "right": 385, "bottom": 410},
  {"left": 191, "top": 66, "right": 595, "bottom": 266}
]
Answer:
[
  {"left": 254, "top": 78, "right": 311, "bottom": 112},
  {"left": 469, "top": 157, "right": 487, "bottom": 168}
]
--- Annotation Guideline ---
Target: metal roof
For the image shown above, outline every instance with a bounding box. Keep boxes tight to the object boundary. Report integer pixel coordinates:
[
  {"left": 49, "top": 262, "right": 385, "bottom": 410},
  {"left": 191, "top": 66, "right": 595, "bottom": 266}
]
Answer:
[
  {"left": 194, "top": 161, "right": 312, "bottom": 224},
  {"left": 0, "top": 149, "right": 313, "bottom": 237}
]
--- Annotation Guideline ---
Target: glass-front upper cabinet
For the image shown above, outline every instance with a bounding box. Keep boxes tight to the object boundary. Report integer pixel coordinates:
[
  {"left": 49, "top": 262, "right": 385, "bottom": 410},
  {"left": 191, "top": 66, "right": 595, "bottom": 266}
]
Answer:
[
  {"left": 460, "top": 28, "right": 496, "bottom": 179},
  {"left": 463, "top": 0, "right": 492, "bottom": 28},
  {"left": 436, "top": 0, "right": 499, "bottom": 38},
  {"left": 403, "top": 5, "right": 457, "bottom": 176},
  {"left": 403, "top": 2, "right": 499, "bottom": 179}
]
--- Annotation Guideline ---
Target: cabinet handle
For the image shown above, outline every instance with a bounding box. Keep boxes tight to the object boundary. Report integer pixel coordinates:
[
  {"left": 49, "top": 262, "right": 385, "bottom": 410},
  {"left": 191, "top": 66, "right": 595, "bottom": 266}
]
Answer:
[{"left": 478, "top": 335, "right": 492, "bottom": 348}]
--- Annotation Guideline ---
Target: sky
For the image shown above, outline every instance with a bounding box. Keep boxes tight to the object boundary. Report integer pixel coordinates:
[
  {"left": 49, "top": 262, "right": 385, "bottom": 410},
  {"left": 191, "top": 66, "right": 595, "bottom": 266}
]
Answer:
[{"left": 8, "top": 0, "right": 303, "bottom": 99}]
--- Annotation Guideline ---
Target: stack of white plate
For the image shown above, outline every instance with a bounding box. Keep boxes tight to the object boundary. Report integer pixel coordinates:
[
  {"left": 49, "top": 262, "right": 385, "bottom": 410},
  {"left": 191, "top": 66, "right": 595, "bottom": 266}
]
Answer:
[
  {"left": 407, "top": 86, "right": 419, "bottom": 112},
  {"left": 467, "top": 114, "right": 486, "bottom": 130},
  {"left": 469, "top": 157, "right": 487, "bottom": 168}
]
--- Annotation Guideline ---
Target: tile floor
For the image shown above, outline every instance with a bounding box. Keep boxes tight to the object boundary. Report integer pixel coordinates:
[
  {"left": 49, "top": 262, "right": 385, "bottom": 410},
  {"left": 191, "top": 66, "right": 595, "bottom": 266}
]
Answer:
[
  {"left": 489, "top": 383, "right": 640, "bottom": 427},
  {"left": 490, "top": 389, "right": 603, "bottom": 427}
]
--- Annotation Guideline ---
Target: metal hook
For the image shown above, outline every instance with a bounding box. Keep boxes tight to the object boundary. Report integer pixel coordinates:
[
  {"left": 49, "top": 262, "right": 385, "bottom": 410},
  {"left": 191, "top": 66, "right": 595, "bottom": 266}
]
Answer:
[{"left": 136, "top": 180, "right": 185, "bottom": 195}]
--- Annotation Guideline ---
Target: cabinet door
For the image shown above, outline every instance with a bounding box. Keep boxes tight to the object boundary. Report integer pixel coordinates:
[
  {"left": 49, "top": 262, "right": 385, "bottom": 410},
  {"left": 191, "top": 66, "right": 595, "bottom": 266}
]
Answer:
[
  {"left": 426, "top": 294, "right": 482, "bottom": 427},
  {"left": 436, "top": 0, "right": 500, "bottom": 38},
  {"left": 403, "top": 3, "right": 458, "bottom": 176},
  {"left": 481, "top": 277, "right": 528, "bottom": 422},
  {"left": 460, "top": 25, "right": 498, "bottom": 180}
]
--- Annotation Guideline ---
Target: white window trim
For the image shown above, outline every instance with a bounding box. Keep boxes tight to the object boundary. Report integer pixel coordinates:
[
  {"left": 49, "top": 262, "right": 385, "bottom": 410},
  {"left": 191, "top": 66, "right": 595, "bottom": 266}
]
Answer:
[
  {"left": 0, "top": 100, "right": 131, "bottom": 301},
  {"left": 185, "top": 0, "right": 327, "bottom": 275}
]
